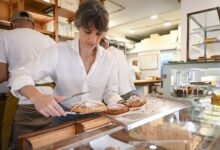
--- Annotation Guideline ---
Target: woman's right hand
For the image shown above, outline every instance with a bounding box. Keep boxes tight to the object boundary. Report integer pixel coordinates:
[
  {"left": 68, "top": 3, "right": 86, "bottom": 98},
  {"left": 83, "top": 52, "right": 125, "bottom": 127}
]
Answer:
[
  {"left": 31, "top": 94, "right": 67, "bottom": 117},
  {"left": 19, "top": 85, "right": 66, "bottom": 117}
]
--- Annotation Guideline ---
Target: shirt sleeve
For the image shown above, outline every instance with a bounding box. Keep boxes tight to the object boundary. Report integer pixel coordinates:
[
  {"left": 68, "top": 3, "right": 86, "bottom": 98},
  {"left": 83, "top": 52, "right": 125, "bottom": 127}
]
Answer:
[
  {"left": 9, "top": 45, "right": 58, "bottom": 97},
  {"left": 103, "top": 57, "right": 122, "bottom": 105}
]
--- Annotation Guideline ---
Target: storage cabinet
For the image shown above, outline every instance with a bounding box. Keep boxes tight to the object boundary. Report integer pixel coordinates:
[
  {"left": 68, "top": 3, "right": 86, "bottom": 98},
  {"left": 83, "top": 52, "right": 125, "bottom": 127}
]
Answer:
[
  {"left": 0, "top": 0, "right": 78, "bottom": 41},
  {"left": 187, "top": 7, "right": 220, "bottom": 61}
]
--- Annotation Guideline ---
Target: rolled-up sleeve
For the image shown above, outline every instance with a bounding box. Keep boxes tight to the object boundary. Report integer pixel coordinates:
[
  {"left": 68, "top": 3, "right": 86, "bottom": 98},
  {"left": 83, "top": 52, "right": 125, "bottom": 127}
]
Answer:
[{"left": 9, "top": 45, "right": 58, "bottom": 97}]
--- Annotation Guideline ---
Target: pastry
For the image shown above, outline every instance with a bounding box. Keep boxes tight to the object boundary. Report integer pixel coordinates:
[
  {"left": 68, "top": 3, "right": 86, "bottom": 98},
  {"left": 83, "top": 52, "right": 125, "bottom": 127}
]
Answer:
[
  {"left": 105, "top": 146, "right": 120, "bottom": 150},
  {"left": 104, "top": 104, "right": 129, "bottom": 115},
  {"left": 175, "top": 88, "right": 184, "bottom": 97},
  {"left": 124, "top": 95, "right": 146, "bottom": 108},
  {"left": 71, "top": 101, "right": 107, "bottom": 113}
]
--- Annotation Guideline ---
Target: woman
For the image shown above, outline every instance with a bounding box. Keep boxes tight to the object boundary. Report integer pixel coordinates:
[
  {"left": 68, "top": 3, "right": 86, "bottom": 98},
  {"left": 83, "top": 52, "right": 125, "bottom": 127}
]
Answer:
[{"left": 9, "top": 0, "right": 122, "bottom": 122}]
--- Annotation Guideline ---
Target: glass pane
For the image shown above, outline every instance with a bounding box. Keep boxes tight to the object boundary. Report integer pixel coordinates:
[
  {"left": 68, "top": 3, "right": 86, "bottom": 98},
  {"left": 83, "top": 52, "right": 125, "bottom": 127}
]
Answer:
[{"left": 188, "top": 8, "right": 220, "bottom": 60}]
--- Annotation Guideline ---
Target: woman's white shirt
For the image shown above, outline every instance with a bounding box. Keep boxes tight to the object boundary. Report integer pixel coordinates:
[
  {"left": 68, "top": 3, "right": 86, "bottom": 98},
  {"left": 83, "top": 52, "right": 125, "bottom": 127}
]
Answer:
[{"left": 9, "top": 38, "right": 122, "bottom": 107}]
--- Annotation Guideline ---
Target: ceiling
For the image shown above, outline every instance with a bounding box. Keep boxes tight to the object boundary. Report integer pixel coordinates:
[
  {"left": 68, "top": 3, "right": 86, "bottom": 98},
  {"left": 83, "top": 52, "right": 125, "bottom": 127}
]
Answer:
[{"left": 104, "top": 0, "right": 181, "bottom": 42}]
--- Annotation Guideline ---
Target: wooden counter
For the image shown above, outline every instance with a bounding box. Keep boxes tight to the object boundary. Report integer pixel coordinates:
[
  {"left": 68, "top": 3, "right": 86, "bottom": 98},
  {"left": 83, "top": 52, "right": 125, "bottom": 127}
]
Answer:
[{"left": 134, "top": 79, "right": 162, "bottom": 93}]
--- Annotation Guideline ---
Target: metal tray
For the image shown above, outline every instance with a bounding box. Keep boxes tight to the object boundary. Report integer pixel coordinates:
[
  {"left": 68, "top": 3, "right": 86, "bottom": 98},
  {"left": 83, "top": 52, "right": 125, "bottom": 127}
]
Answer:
[{"left": 108, "top": 94, "right": 192, "bottom": 130}]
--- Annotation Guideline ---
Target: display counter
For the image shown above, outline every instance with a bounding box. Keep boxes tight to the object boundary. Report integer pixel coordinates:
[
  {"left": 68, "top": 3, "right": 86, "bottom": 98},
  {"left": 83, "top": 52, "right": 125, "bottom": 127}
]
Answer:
[
  {"left": 19, "top": 95, "right": 220, "bottom": 150},
  {"left": 134, "top": 79, "right": 162, "bottom": 94}
]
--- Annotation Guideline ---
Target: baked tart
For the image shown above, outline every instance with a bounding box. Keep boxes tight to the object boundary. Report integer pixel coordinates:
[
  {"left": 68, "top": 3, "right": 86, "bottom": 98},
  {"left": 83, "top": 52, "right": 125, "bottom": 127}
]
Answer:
[
  {"left": 104, "top": 104, "right": 129, "bottom": 115},
  {"left": 124, "top": 95, "right": 146, "bottom": 108},
  {"left": 71, "top": 101, "right": 107, "bottom": 113}
]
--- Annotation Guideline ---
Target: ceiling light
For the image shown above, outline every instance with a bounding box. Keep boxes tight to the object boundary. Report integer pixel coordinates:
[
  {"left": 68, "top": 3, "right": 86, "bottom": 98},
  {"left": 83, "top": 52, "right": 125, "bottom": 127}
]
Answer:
[
  {"left": 128, "top": 30, "right": 135, "bottom": 33},
  {"left": 151, "top": 15, "right": 158, "bottom": 19},
  {"left": 163, "top": 22, "right": 172, "bottom": 26}
]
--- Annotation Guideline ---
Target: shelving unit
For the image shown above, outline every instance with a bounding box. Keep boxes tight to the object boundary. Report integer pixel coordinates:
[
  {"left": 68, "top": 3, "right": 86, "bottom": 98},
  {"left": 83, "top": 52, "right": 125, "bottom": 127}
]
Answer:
[
  {"left": 0, "top": 0, "right": 78, "bottom": 41},
  {"left": 187, "top": 7, "right": 220, "bottom": 61},
  {"left": 193, "top": 39, "right": 220, "bottom": 47},
  {"left": 58, "top": 34, "right": 74, "bottom": 41}
]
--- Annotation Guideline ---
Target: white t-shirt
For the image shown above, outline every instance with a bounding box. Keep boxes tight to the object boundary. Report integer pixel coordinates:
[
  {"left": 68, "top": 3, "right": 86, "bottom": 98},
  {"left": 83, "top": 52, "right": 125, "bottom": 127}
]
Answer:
[
  {"left": 0, "top": 28, "right": 56, "bottom": 104},
  {"left": 131, "top": 65, "right": 141, "bottom": 80},
  {"left": 107, "top": 46, "right": 135, "bottom": 95},
  {"left": 9, "top": 38, "right": 122, "bottom": 107}
]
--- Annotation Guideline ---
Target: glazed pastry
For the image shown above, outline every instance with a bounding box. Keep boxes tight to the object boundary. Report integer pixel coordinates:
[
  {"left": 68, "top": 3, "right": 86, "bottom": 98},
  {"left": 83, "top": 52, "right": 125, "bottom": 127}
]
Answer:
[
  {"left": 124, "top": 95, "right": 146, "bottom": 108},
  {"left": 104, "top": 104, "right": 129, "bottom": 115},
  {"left": 71, "top": 101, "right": 107, "bottom": 113}
]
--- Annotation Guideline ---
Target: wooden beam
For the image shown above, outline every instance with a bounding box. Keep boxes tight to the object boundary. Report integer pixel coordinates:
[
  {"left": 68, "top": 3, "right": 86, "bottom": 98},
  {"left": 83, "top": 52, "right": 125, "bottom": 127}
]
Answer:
[
  {"left": 54, "top": 0, "right": 58, "bottom": 41},
  {"left": 17, "top": 0, "right": 24, "bottom": 10}
]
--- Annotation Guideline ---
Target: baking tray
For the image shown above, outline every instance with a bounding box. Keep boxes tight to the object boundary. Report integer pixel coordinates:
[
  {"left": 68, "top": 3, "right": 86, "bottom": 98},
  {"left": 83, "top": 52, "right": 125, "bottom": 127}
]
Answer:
[{"left": 107, "top": 94, "right": 192, "bottom": 130}]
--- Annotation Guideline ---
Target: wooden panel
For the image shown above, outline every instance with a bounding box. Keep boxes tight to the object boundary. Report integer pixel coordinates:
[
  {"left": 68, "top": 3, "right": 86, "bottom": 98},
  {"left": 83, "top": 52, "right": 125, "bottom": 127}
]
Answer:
[
  {"left": 58, "top": 35, "right": 74, "bottom": 41},
  {"left": 19, "top": 116, "right": 102, "bottom": 149},
  {"left": 0, "top": 20, "right": 11, "bottom": 30},
  {"left": 28, "top": 11, "right": 53, "bottom": 24},
  {"left": 24, "top": 0, "right": 54, "bottom": 13},
  {"left": 0, "top": 2, "right": 10, "bottom": 20},
  {"left": 28, "top": 126, "right": 75, "bottom": 149},
  {"left": 58, "top": 7, "right": 75, "bottom": 21}
]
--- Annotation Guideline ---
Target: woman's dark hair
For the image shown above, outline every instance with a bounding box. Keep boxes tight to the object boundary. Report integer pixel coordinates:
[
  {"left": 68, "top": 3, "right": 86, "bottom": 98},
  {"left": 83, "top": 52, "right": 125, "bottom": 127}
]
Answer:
[
  {"left": 100, "top": 37, "right": 108, "bottom": 46},
  {"left": 74, "top": 0, "right": 109, "bottom": 32}
]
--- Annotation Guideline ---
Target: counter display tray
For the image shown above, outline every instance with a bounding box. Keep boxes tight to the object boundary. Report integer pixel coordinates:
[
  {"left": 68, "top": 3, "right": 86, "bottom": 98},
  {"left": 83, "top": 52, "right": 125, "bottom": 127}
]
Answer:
[{"left": 107, "top": 94, "right": 192, "bottom": 130}]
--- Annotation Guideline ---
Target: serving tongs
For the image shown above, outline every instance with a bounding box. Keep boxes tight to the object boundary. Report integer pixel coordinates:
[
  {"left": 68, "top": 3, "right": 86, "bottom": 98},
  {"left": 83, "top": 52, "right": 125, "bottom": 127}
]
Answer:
[
  {"left": 62, "top": 91, "right": 90, "bottom": 102},
  {"left": 62, "top": 91, "right": 90, "bottom": 114}
]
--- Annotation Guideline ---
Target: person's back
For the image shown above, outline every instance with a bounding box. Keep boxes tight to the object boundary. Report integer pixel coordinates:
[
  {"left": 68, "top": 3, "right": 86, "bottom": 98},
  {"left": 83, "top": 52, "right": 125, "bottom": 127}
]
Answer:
[
  {"left": 132, "top": 59, "right": 142, "bottom": 80},
  {"left": 107, "top": 46, "right": 135, "bottom": 96},
  {"left": 1, "top": 28, "right": 55, "bottom": 79},
  {"left": 0, "top": 10, "right": 56, "bottom": 149}
]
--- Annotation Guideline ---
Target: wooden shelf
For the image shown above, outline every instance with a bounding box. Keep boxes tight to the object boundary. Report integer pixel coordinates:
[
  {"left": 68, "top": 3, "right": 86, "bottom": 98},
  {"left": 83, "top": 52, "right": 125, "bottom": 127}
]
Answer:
[
  {"left": 58, "top": 7, "right": 75, "bottom": 21},
  {"left": 24, "top": 0, "right": 54, "bottom": 13},
  {"left": 193, "top": 40, "right": 220, "bottom": 47},
  {"left": 0, "top": 20, "right": 11, "bottom": 30},
  {"left": 28, "top": 11, "right": 53, "bottom": 24},
  {"left": 58, "top": 34, "right": 74, "bottom": 41},
  {"left": 37, "top": 29, "right": 54, "bottom": 36}
]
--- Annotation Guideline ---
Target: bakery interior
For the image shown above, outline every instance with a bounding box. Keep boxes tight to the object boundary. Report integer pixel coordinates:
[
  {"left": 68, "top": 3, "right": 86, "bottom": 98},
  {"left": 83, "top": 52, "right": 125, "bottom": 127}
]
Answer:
[{"left": 1, "top": 0, "right": 220, "bottom": 149}]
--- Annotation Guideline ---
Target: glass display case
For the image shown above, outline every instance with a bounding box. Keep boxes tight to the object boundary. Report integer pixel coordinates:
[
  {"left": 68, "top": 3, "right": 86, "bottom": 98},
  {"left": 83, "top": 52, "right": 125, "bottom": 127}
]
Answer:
[
  {"left": 163, "top": 62, "right": 220, "bottom": 97},
  {"left": 19, "top": 107, "right": 220, "bottom": 150},
  {"left": 187, "top": 7, "right": 220, "bottom": 61},
  {"left": 18, "top": 93, "right": 220, "bottom": 150}
]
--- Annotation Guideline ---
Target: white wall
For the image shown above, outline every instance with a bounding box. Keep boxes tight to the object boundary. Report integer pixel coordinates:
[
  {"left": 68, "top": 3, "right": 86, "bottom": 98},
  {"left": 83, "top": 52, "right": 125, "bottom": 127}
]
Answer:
[
  {"left": 125, "top": 30, "right": 180, "bottom": 79},
  {"left": 181, "top": 0, "right": 220, "bottom": 61}
]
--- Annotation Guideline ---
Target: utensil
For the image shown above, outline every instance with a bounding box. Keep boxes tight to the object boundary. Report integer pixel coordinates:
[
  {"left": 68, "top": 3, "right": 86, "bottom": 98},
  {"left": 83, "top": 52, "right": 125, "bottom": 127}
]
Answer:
[
  {"left": 65, "top": 111, "right": 77, "bottom": 115},
  {"left": 62, "top": 91, "right": 90, "bottom": 102}
]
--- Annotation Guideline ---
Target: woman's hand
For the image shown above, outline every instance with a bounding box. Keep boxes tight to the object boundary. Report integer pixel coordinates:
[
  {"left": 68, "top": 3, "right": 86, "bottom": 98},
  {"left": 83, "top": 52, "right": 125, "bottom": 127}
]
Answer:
[
  {"left": 31, "top": 94, "right": 66, "bottom": 117},
  {"left": 19, "top": 85, "right": 66, "bottom": 117}
]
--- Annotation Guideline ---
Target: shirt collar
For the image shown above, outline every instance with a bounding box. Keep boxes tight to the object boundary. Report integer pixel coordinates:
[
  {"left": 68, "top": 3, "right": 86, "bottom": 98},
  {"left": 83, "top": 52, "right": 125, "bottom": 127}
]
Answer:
[{"left": 69, "top": 36, "right": 104, "bottom": 58}]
